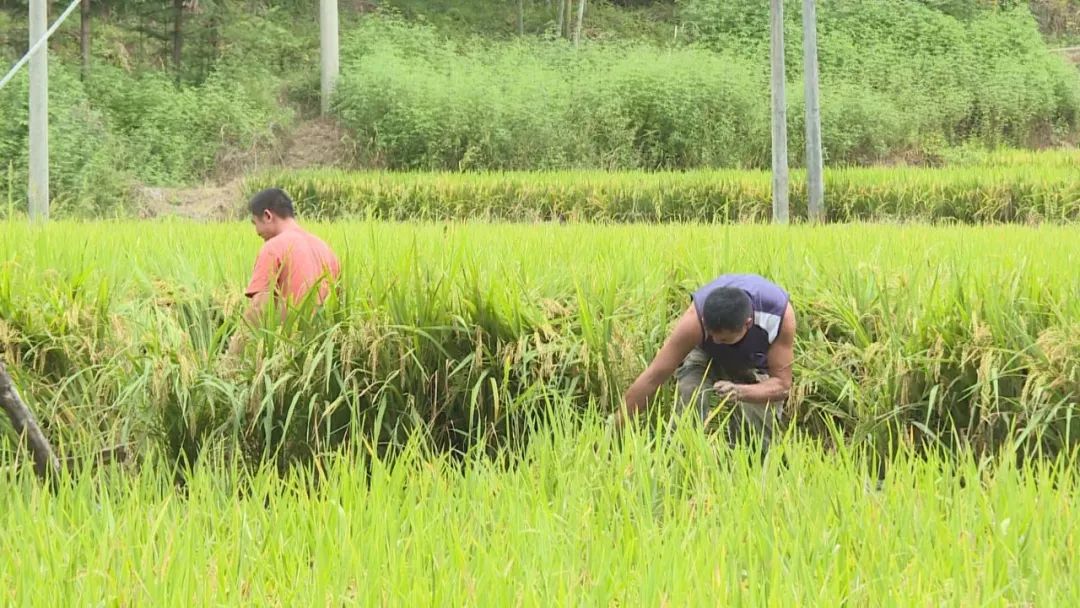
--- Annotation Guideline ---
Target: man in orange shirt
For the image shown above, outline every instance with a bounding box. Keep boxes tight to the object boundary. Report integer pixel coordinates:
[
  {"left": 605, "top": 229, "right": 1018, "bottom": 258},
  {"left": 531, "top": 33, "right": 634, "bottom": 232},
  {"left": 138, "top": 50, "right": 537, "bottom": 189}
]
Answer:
[{"left": 242, "top": 188, "right": 341, "bottom": 325}]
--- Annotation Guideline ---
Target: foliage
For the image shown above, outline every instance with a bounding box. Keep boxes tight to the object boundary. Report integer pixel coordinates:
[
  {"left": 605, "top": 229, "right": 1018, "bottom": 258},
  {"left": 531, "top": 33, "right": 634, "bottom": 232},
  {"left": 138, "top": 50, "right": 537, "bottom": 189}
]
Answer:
[
  {"left": 378, "top": 0, "right": 678, "bottom": 42},
  {"left": 0, "top": 4, "right": 297, "bottom": 213},
  {"left": 85, "top": 66, "right": 291, "bottom": 185},
  {"left": 681, "top": 0, "right": 1080, "bottom": 157},
  {"left": 2, "top": 1, "right": 1079, "bottom": 208},
  {"left": 0, "top": 66, "right": 132, "bottom": 216},
  {"left": 331, "top": 10, "right": 1080, "bottom": 171},
  {"left": 334, "top": 19, "right": 767, "bottom": 171}
]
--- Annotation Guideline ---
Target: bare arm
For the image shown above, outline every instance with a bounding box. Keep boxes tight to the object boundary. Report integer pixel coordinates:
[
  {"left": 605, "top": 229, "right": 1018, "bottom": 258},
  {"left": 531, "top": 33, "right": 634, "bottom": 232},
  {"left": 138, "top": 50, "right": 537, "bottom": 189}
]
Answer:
[
  {"left": 244, "top": 291, "right": 271, "bottom": 326},
  {"left": 243, "top": 244, "right": 279, "bottom": 327},
  {"left": 228, "top": 291, "right": 272, "bottom": 357},
  {"left": 620, "top": 305, "right": 701, "bottom": 421},
  {"left": 229, "top": 248, "right": 277, "bottom": 358},
  {"left": 724, "top": 303, "right": 796, "bottom": 405}
]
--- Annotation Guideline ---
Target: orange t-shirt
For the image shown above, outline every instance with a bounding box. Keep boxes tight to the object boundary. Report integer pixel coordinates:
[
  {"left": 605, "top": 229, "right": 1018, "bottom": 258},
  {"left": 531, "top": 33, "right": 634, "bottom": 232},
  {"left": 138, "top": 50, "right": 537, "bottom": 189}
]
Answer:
[{"left": 245, "top": 226, "right": 341, "bottom": 307}]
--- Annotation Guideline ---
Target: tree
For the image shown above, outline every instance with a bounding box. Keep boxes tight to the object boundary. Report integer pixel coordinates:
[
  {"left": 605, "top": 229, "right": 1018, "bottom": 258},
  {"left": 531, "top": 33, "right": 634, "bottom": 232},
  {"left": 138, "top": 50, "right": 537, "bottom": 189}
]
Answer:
[
  {"left": 80, "top": 0, "right": 90, "bottom": 80},
  {"left": 573, "top": 0, "right": 585, "bottom": 45},
  {"left": 172, "top": 0, "right": 183, "bottom": 81}
]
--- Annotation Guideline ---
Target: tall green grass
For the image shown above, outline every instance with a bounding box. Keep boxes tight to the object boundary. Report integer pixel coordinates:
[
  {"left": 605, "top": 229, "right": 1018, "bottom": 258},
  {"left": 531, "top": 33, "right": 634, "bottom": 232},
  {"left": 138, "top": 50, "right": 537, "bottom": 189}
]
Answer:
[
  {"left": 1, "top": 222, "right": 1076, "bottom": 466},
  {"left": 332, "top": 11, "right": 1080, "bottom": 171},
  {"left": 1, "top": 419, "right": 1079, "bottom": 604},
  {"left": 684, "top": 0, "right": 1080, "bottom": 150}
]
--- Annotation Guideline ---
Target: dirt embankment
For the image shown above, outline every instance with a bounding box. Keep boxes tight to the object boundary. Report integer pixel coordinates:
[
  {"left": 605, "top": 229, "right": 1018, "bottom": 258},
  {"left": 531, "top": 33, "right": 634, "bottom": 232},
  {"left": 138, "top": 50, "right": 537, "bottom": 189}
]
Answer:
[{"left": 137, "top": 117, "right": 353, "bottom": 221}]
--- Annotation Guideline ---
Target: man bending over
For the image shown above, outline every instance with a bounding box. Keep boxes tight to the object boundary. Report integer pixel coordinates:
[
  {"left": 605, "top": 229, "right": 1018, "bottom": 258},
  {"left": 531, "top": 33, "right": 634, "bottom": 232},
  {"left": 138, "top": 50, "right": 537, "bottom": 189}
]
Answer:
[{"left": 620, "top": 274, "right": 796, "bottom": 449}]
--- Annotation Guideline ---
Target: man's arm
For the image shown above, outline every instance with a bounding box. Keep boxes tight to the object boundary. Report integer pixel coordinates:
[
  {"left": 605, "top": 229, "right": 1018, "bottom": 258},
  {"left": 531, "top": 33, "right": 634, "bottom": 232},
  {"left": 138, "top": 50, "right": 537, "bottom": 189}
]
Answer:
[
  {"left": 244, "top": 291, "right": 271, "bottom": 326},
  {"left": 620, "top": 305, "right": 701, "bottom": 421},
  {"left": 243, "top": 244, "right": 279, "bottom": 326},
  {"left": 721, "top": 303, "right": 796, "bottom": 405}
]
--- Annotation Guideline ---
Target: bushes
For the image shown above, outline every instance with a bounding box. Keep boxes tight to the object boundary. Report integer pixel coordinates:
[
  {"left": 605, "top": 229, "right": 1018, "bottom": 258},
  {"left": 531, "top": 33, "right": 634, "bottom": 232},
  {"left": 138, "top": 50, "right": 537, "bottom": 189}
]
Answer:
[
  {"left": 0, "top": 67, "right": 131, "bottom": 217},
  {"left": 682, "top": 0, "right": 1080, "bottom": 159},
  {"left": 0, "top": 63, "right": 291, "bottom": 217},
  {"left": 331, "top": 5, "right": 1080, "bottom": 172},
  {"left": 4, "top": 2, "right": 1079, "bottom": 213},
  {"left": 593, "top": 49, "right": 768, "bottom": 168},
  {"left": 333, "top": 19, "right": 768, "bottom": 171},
  {"left": 0, "top": 9, "right": 297, "bottom": 215},
  {"left": 86, "top": 67, "right": 291, "bottom": 185}
]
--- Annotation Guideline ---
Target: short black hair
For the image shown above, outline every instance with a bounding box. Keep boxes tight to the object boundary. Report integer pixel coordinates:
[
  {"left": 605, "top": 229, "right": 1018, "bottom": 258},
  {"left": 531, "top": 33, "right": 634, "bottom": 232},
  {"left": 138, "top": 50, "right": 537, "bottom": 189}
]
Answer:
[
  {"left": 249, "top": 188, "right": 296, "bottom": 218},
  {"left": 701, "top": 287, "right": 752, "bottom": 332}
]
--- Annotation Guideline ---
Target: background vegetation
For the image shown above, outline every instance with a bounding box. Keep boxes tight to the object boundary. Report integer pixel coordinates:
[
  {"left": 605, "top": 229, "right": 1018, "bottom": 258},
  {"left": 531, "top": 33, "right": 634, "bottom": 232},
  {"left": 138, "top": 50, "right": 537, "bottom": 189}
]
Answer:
[{"left": 1, "top": 0, "right": 1078, "bottom": 215}]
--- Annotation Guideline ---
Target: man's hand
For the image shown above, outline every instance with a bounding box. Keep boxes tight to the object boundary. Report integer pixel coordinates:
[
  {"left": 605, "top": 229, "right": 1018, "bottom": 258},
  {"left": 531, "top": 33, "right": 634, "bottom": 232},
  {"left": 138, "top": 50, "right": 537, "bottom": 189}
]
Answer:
[
  {"left": 244, "top": 291, "right": 271, "bottom": 326},
  {"left": 712, "top": 380, "right": 739, "bottom": 399},
  {"left": 620, "top": 305, "right": 701, "bottom": 423},
  {"left": 728, "top": 303, "right": 796, "bottom": 405},
  {"left": 227, "top": 332, "right": 246, "bottom": 358}
]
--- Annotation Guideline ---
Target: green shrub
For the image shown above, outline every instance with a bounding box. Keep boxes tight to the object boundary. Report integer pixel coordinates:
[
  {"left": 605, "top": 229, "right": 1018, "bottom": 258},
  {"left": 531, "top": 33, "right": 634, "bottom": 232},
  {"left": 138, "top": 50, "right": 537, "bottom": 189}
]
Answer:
[
  {"left": 331, "top": 10, "right": 1080, "bottom": 170},
  {"left": 334, "top": 19, "right": 767, "bottom": 170},
  {"left": 0, "top": 66, "right": 132, "bottom": 217},
  {"left": 682, "top": 0, "right": 1080, "bottom": 157},
  {"left": 85, "top": 67, "right": 291, "bottom": 185},
  {"left": 1, "top": 8, "right": 298, "bottom": 211}
]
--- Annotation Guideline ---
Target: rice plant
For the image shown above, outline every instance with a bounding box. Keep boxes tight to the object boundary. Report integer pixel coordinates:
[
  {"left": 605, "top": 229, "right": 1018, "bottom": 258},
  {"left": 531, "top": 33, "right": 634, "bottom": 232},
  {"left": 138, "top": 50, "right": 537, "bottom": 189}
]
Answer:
[
  {"left": 1, "top": 221, "right": 1076, "bottom": 465},
  {"left": 243, "top": 157, "right": 1080, "bottom": 223},
  {"left": 0, "top": 414, "right": 1078, "bottom": 605}
]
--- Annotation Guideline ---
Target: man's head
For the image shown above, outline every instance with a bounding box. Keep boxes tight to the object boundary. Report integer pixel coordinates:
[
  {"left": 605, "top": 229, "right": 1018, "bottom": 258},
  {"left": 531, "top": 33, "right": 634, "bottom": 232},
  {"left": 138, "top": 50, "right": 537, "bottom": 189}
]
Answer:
[
  {"left": 248, "top": 188, "right": 296, "bottom": 241},
  {"left": 701, "top": 287, "right": 753, "bottom": 345}
]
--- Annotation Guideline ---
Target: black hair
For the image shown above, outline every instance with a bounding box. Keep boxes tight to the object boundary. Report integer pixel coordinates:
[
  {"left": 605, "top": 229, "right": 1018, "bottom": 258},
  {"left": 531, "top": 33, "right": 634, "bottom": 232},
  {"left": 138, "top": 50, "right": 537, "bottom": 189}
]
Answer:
[
  {"left": 701, "top": 287, "right": 752, "bottom": 332},
  {"left": 248, "top": 188, "right": 296, "bottom": 219}
]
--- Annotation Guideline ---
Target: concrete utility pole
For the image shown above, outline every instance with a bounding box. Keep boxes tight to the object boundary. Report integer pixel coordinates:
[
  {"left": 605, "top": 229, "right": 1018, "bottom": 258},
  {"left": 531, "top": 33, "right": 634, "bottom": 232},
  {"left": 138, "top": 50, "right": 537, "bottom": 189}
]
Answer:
[
  {"left": 769, "top": 0, "right": 788, "bottom": 224},
  {"left": 802, "top": 0, "right": 824, "bottom": 222},
  {"left": 29, "top": 0, "right": 49, "bottom": 222},
  {"left": 319, "top": 0, "right": 339, "bottom": 115},
  {"left": 81, "top": 0, "right": 91, "bottom": 80},
  {"left": 574, "top": 0, "right": 585, "bottom": 47}
]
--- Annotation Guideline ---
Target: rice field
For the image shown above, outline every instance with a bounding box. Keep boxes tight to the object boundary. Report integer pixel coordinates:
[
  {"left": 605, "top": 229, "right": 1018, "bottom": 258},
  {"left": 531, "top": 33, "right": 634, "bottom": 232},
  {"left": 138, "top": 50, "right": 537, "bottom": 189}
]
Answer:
[
  {"left": 1, "top": 219, "right": 1078, "bottom": 604},
  {"left": 243, "top": 163, "right": 1080, "bottom": 223},
  {"left": 3, "top": 220, "right": 1078, "bottom": 456},
  {"left": 2, "top": 423, "right": 1079, "bottom": 605}
]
